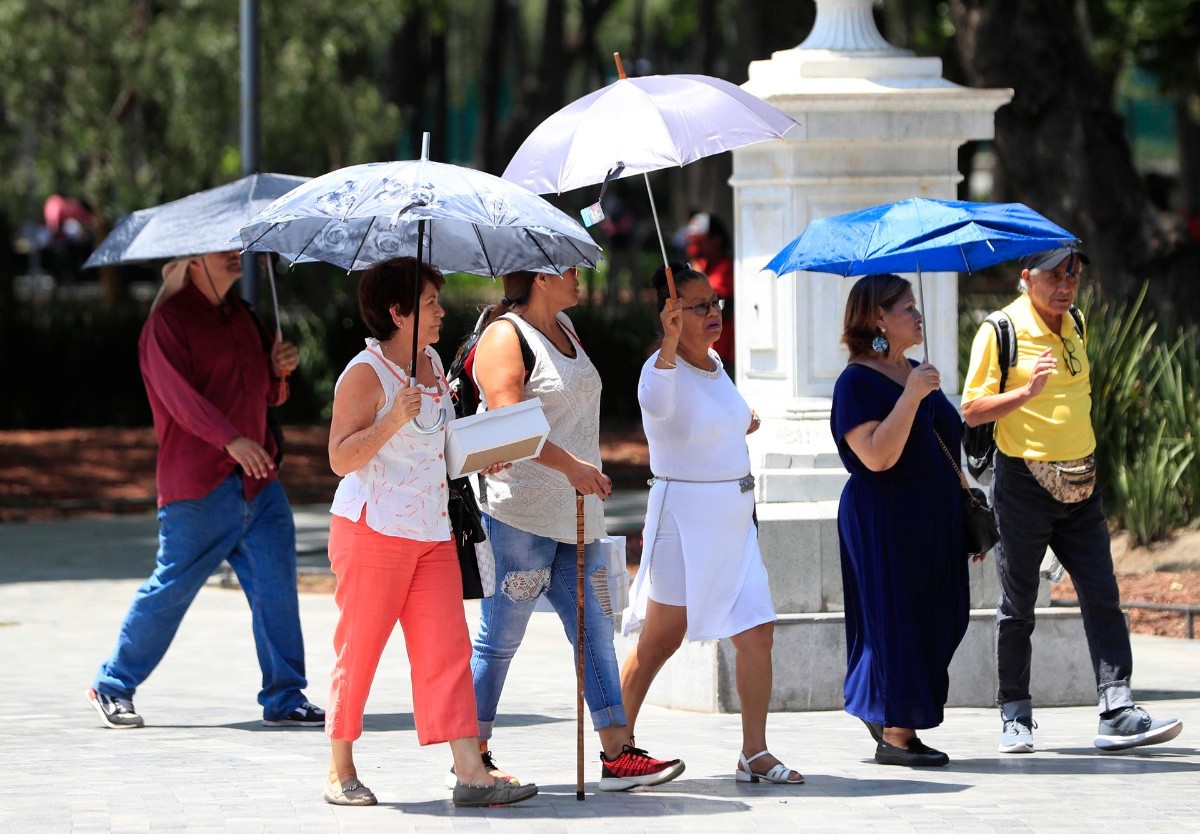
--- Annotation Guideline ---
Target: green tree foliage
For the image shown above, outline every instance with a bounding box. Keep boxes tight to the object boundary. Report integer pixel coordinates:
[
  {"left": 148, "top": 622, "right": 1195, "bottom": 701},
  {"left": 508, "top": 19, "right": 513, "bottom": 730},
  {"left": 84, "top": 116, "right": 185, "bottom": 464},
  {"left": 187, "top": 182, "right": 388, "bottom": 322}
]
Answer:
[{"left": 0, "top": 0, "right": 404, "bottom": 227}]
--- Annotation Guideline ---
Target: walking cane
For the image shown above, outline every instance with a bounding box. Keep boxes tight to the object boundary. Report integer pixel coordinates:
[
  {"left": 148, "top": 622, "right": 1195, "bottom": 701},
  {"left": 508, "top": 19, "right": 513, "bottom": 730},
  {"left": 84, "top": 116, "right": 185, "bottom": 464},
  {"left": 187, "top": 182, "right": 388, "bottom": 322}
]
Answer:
[{"left": 576, "top": 491, "right": 586, "bottom": 801}]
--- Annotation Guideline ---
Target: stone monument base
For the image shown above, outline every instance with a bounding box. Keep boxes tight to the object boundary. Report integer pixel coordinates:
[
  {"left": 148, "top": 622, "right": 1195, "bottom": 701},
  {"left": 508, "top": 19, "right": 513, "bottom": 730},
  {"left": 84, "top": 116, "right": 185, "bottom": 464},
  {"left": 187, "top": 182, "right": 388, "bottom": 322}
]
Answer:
[{"left": 614, "top": 608, "right": 1098, "bottom": 713}]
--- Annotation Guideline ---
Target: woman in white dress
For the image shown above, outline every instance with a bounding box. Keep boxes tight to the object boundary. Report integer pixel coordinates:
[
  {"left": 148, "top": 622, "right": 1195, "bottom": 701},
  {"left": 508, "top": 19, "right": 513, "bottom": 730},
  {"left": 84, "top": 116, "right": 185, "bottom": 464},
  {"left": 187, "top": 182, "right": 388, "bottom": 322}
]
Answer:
[{"left": 619, "top": 263, "right": 803, "bottom": 785}]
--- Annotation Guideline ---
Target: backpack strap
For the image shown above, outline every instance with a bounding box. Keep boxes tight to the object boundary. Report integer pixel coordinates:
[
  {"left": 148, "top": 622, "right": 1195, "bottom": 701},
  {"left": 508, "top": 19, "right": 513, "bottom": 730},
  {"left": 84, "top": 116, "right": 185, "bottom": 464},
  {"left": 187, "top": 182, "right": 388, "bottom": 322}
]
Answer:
[
  {"left": 1068, "top": 305, "right": 1085, "bottom": 341},
  {"left": 983, "top": 310, "right": 1016, "bottom": 394}
]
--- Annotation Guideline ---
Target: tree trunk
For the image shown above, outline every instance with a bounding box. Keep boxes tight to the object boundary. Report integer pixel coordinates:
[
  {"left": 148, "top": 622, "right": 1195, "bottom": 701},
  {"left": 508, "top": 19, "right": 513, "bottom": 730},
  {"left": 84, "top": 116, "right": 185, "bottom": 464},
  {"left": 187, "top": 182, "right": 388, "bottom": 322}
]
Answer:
[
  {"left": 478, "top": 0, "right": 510, "bottom": 174},
  {"left": 948, "top": 0, "right": 1194, "bottom": 316}
]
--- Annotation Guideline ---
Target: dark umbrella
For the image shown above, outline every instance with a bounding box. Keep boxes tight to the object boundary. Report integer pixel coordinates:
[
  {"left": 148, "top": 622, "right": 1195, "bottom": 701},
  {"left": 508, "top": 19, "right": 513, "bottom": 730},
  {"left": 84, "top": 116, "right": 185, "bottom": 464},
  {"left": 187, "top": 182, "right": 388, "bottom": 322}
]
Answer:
[{"left": 83, "top": 173, "right": 311, "bottom": 333}]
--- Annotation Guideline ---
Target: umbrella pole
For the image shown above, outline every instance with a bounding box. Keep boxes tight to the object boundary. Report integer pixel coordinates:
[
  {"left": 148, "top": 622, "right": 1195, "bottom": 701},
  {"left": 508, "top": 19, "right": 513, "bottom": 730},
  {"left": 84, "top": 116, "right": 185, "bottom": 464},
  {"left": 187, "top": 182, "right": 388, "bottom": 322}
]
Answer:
[
  {"left": 612, "top": 52, "right": 677, "bottom": 301},
  {"left": 264, "top": 255, "right": 283, "bottom": 344},
  {"left": 916, "top": 266, "right": 929, "bottom": 364},
  {"left": 642, "top": 173, "right": 677, "bottom": 300},
  {"left": 575, "top": 492, "right": 586, "bottom": 801}
]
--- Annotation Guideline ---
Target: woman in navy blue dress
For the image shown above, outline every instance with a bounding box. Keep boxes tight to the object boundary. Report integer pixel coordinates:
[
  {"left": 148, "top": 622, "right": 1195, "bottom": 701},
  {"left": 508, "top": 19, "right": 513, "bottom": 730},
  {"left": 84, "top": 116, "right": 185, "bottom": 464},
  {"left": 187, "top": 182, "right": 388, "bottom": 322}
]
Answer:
[{"left": 830, "top": 273, "right": 970, "bottom": 767}]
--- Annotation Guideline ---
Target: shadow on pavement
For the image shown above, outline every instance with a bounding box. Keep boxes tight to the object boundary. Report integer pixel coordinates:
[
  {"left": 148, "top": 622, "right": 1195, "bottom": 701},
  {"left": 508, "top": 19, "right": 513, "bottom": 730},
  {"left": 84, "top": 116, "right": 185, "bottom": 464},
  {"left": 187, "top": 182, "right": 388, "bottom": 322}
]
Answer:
[{"left": 947, "top": 750, "right": 1200, "bottom": 775}]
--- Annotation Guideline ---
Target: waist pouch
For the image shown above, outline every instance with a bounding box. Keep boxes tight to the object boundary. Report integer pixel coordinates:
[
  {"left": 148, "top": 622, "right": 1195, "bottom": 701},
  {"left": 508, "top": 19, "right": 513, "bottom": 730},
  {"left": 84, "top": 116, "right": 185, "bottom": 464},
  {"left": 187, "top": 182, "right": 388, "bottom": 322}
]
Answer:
[{"left": 1026, "top": 454, "right": 1096, "bottom": 504}]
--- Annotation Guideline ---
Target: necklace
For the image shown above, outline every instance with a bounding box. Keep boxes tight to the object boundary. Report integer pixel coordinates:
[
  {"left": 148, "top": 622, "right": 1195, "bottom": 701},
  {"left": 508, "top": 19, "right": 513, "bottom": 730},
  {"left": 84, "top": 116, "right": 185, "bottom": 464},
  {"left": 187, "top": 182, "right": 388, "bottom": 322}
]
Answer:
[{"left": 379, "top": 340, "right": 413, "bottom": 370}]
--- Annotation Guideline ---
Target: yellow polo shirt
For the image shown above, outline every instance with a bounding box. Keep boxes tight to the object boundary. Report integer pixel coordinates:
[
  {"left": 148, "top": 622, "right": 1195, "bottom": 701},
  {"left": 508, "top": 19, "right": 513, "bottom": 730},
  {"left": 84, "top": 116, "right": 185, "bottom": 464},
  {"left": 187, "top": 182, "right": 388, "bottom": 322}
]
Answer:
[{"left": 961, "top": 293, "right": 1096, "bottom": 461}]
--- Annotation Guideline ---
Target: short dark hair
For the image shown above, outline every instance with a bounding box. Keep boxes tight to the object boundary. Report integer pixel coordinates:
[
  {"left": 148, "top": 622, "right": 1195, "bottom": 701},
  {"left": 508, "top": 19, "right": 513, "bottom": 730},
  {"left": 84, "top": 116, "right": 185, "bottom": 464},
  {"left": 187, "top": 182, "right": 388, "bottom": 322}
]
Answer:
[
  {"left": 357, "top": 257, "right": 446, "bottom": 340},
  {"left": 650, "top": 262, "right": 708, "bottom": 312},
  {"left": 842, "top": 273, "right": 911, "bottom": 360}
]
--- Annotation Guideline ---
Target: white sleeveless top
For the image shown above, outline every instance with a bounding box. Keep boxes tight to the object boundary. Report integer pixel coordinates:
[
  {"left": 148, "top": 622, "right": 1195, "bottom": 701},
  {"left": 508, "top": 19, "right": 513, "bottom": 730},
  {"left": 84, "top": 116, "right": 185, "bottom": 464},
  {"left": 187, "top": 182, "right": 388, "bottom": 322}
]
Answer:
[
  {"left": 330, "top": 339, "right": 453, "bottom": 541},
  {"left": 477, "top": 312, "right": 606, "bottom": 543}
]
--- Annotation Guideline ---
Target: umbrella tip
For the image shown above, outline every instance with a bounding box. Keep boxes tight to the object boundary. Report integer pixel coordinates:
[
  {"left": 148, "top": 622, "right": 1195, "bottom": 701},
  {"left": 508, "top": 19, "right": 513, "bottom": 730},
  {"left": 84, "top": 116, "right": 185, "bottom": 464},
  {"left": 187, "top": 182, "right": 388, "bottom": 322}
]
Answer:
[
  {"left": 613, "top": 52, "right": 627, "bottom": 79},
  {"left": 421, "top": 132, "right": 430, "bottom": 161}
]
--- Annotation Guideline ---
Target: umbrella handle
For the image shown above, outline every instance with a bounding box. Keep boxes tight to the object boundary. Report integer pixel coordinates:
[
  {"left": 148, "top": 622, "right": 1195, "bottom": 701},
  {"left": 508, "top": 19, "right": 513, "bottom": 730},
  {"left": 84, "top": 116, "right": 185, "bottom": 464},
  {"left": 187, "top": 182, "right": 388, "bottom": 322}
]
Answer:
[{"left": 409, "top": 378, "right": 447, "bottom": 435}]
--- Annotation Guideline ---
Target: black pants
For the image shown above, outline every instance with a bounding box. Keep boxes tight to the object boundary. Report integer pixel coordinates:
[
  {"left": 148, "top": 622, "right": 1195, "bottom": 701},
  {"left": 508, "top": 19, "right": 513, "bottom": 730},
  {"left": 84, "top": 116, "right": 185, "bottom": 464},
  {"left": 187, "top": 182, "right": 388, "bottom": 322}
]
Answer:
[{"left": 992, "top": 452, "right": 1134, "bottom": 713}]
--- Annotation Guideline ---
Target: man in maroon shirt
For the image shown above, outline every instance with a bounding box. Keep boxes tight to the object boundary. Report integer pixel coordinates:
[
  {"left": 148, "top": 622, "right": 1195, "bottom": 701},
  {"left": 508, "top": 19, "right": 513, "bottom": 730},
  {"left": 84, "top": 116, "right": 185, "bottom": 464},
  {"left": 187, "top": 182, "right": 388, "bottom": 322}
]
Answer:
[{"left": 87, "top": 250, "right": 324, "bottom": 730}]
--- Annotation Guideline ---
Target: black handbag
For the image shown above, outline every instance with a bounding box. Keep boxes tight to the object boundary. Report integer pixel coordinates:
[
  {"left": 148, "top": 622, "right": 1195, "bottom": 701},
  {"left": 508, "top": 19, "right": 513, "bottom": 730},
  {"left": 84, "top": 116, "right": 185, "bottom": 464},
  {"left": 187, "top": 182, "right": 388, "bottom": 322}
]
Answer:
[
  {"left": 447, "top": 476, "right": 490, "bottom": 599},
  {"left": 962, "top": 486, "right": 1001, "bottom": 556},
  {"left": 935, "top": 430, "right": 1000, "bottom": 558}
]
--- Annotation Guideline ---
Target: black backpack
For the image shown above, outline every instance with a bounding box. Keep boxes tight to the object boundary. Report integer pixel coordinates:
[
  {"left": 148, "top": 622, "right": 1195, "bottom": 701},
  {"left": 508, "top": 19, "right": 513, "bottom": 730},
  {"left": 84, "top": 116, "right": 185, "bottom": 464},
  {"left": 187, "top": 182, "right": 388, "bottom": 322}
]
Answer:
[
  {"left": 447, "top": 312, "right": 535, "bottom": 420},
  {"left": 962, "top": 305, "right": 1084, "bottom": 479}
]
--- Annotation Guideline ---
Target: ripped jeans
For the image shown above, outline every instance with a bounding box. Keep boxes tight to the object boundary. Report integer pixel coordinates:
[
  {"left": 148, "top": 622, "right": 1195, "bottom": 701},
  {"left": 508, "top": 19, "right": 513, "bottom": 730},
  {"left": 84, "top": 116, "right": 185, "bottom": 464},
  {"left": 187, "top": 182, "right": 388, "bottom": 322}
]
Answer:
[{"left": 470, "top": 514, "right": 627, "bottom": 739}]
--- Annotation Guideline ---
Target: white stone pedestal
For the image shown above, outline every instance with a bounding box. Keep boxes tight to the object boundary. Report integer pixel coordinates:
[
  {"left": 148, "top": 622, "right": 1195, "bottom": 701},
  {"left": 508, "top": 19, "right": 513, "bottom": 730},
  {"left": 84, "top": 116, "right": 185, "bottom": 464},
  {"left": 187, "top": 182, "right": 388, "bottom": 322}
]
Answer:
[{"left": 619, "top": 0, "right": 1095, "bottom": 713}]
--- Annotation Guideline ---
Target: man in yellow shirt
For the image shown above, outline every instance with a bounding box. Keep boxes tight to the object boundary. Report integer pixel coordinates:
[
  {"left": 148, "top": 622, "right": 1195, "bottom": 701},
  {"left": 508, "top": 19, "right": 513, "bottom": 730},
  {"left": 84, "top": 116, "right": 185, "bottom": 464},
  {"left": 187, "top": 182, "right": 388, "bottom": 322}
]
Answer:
[{"left": 962, "top": 247, "right": 1182, "bottom": 755}]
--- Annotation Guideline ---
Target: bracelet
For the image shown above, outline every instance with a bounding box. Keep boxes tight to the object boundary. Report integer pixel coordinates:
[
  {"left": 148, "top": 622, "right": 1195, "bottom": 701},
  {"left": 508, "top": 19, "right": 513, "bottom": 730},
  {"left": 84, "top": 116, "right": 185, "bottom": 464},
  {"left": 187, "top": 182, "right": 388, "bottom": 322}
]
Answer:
[{"left": 657, "top": 359, "right": 676, "bottom": 369}]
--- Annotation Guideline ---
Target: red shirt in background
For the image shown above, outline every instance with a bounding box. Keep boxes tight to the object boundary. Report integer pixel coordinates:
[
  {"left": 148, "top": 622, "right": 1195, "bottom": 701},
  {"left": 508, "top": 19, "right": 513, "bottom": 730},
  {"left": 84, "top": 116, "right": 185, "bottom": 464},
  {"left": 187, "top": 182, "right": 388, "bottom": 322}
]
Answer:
[
  {"left": 692, "top": 254, "right": 734, "bottom": 365},
  {"left": 139, "top": 281, "right": 285, "bottom": 507}
]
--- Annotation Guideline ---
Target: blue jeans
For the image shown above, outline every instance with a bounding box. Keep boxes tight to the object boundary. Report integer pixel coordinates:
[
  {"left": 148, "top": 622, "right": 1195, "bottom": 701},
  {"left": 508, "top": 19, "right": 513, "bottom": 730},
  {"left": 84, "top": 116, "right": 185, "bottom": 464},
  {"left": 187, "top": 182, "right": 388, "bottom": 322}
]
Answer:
[
  {"left": 471, "top": 514, "right": 626, "bottom": 738},
  {"left": 992, "top": 453, "right": 1134, "bottom": 713},
  {"left": 93, "top": 476, "right": 309, "bottom": 719}
]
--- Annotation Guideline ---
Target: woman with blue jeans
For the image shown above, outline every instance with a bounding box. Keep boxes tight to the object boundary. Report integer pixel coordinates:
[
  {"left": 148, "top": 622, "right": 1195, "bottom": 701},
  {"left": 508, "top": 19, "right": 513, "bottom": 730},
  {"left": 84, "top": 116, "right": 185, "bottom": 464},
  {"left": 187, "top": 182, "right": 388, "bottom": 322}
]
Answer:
[{"left": 465, "top": 268, "right": 684, "bottom": 791}]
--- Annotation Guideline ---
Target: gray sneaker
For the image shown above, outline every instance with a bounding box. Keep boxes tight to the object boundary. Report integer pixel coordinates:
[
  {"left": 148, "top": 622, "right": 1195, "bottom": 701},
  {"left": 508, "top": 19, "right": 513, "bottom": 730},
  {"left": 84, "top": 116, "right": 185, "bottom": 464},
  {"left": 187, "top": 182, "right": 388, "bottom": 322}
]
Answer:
[
  {"left": 999, "top": 716, "right": 1036, "bottom": 753},
  {"left": 1094, "top": 706, "right": 1183, "bottom": 752},
  {"left": 87, "top": 687, "right": 144, "bottom": 729},
  {"left": 451, "top": 778, "right": 539, "bottom": 807}
]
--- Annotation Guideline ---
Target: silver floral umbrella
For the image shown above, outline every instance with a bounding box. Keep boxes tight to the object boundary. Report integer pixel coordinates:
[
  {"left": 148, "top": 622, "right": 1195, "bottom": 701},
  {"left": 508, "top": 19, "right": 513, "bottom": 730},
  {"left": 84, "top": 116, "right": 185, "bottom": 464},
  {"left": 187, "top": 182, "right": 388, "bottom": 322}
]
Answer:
[
  {"left": 240, "top": 135, "right": 603, "bottom": 431},
  {"left": 239, "top": 144, "right": 602, "bottom": 276}
]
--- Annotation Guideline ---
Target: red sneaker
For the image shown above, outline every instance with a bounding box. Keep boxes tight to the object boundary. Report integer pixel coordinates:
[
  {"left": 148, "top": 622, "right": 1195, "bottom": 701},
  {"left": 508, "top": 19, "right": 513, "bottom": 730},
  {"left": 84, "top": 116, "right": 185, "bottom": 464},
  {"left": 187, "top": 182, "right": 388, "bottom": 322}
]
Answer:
[{"left": 598, "top": 744, "right": 685, "bottom": 791}]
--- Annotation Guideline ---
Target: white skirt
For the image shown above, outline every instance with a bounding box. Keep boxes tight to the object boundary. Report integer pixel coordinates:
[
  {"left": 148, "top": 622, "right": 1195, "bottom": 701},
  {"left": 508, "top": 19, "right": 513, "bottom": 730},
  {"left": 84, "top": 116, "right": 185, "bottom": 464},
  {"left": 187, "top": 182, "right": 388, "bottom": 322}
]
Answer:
[{"left": 623, "top": 479, "right": 775, "bottom": 641}]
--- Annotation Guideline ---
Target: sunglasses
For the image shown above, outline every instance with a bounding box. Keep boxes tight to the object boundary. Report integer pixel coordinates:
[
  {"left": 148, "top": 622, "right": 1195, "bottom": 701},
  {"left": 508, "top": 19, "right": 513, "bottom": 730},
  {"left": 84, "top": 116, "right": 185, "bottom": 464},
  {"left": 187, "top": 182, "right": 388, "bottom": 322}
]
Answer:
[
  {"left": 682, "top": 298, "right": 725, "bottom": 317},
  {"left": 1062, "top": 337, "right": 1081, "bottom": 376}
]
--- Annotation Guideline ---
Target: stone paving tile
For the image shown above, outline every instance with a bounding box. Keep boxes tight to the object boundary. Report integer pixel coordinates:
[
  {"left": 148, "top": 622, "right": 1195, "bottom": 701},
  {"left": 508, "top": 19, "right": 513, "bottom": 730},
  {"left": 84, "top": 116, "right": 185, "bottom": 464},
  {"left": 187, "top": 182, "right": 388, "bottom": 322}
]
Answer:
[{"left": 2, "top": 520, "right": 1200, "bottom": 832}]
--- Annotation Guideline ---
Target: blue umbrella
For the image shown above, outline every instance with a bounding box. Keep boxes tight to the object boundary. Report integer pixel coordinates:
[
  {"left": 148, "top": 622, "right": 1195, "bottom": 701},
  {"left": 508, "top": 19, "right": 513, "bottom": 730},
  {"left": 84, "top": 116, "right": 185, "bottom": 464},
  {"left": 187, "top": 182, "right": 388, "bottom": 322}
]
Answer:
[
  {"left": 763, "top": 198, "right": 1080, "bottom": 359},
  {"left": 763, "top": 197, "right": 1079, "bottom": 278}
]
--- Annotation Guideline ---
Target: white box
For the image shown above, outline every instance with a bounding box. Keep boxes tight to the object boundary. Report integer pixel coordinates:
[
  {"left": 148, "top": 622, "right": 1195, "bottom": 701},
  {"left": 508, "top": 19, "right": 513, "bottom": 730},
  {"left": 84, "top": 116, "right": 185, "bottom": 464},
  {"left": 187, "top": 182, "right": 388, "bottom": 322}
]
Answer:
[{"left": 445, "top": 398, "right": 551, "bottom": 479}]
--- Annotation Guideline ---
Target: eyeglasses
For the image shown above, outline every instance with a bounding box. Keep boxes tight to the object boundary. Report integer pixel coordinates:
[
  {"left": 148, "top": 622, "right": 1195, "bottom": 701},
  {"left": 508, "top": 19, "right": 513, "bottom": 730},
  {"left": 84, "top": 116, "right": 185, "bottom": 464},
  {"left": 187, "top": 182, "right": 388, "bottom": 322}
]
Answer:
[
  {"left": 1061, "top": 337, "right": 1081, "bottom": 376},
  {"left": 683, "top": 298, "right": 725, "bottom": 317}
]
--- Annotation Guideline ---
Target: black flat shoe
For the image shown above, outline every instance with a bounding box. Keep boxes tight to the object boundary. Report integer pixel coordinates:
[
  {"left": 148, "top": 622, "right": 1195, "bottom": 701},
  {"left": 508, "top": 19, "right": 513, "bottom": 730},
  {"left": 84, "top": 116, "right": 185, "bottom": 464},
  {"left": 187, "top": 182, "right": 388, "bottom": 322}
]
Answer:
[
  {"left": 860, "top": 718, "right": 884, "bottom": 743},
  {"left": 874, "top": 739, "right": 949, "bottom": 767}
]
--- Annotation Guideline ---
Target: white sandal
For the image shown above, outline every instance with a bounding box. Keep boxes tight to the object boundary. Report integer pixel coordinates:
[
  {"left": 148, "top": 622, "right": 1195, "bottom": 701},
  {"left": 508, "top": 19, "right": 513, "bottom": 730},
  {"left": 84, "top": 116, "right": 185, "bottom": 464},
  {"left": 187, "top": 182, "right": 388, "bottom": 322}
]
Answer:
[{"left": 735, "top": 750, "right": 804, "bottom": 784}]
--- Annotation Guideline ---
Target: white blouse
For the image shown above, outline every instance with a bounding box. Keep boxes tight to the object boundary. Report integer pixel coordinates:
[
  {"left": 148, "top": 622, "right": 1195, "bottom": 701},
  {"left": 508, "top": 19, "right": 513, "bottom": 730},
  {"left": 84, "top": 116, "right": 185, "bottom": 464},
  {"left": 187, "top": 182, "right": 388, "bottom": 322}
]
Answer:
[
  {"left": 639, "top": 349, "right": 752, "bottom": 481},
  {"left": 330, "top": 339, "right": 453, "bottom": 541}
]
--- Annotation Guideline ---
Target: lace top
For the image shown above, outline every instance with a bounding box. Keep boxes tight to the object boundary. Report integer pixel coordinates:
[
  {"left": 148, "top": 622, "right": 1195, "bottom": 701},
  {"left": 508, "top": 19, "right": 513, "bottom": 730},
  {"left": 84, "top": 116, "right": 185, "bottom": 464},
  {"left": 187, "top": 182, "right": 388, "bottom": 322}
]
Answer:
[{"left": 478, "top": 313, "right": 606, "bottom": 543}]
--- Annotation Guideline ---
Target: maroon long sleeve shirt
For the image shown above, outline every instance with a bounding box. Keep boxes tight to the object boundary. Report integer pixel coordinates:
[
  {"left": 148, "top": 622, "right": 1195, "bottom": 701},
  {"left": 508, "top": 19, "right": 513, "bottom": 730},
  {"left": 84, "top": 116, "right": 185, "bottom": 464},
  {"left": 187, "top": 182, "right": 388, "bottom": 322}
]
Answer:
[{"left": 139, "top": 281, "right": 285, "bottom": 507}]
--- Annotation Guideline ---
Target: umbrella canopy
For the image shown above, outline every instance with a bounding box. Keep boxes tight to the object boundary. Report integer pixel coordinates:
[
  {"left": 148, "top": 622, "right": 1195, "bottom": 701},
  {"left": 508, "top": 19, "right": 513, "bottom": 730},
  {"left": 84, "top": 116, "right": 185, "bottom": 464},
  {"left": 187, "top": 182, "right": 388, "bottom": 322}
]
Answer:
[
  {"left": 764, "top": 198, "right": 1080, "bottom": 278},
  {"left": 83, "top": 173, "right": 310, "bottom": 268},
  {"left": 239, "top": 159, "right": 602, "bottom": 275},
  {"left": 502, "top": 73, "right": 797, "bottom": 195}
]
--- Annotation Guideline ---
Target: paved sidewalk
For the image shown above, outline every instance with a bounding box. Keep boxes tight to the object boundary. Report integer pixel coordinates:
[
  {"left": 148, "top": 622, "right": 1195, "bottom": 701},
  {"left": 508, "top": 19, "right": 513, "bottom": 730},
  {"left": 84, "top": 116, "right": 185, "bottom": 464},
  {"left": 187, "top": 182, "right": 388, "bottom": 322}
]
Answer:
[{"left": 1, "top": 513, "right": 1199, "bottom": 832}]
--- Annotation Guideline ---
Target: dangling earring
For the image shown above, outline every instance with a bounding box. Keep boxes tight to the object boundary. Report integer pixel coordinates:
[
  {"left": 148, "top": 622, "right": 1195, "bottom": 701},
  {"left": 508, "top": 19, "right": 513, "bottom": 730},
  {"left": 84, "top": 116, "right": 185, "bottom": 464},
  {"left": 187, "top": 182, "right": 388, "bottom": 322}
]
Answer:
[{"left": 872, "top": 330, "right": 889, "bottom": 354}]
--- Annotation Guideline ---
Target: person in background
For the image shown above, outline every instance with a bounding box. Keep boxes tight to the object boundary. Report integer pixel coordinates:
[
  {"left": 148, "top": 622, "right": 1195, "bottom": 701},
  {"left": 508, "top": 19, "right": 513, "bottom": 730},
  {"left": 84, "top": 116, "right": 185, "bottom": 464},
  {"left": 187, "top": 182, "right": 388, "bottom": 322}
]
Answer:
[
  {"left": 684, "top": 212, "right": 734, "bottom": 369},
  {"left": 466, "top": 267, "right": 685, "bottom": 791},
  {"left": 620, "top": 263, "right": 802, "bottom": 785},
  {"left": 323, "top": 257, "right": 537, "bottom": 808},
  {"left": 962, "top": 247, "right": 1183, "bottom": 754},
  {"left": 88, "top": 250, "right": 322, "bottom": 732},
  {"left": 830, "top": 272, "right": 970, "bottom": 768}
]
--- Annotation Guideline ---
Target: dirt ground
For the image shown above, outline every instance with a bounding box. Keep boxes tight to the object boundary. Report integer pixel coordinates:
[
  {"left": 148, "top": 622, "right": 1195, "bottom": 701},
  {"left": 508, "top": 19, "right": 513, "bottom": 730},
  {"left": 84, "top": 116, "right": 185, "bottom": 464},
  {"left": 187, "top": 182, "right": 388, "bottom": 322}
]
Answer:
[{"left": 3, "top": 426, "right": 1196, "bottom": 638}]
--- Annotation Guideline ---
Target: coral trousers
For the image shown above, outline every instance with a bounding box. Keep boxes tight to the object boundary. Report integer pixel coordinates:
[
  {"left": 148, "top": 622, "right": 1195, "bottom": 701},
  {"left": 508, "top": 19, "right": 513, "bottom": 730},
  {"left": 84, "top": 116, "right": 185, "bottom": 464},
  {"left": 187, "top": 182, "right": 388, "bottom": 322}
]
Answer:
[{"left": 325, "top": 512, "right": 478, "bottom": 744}]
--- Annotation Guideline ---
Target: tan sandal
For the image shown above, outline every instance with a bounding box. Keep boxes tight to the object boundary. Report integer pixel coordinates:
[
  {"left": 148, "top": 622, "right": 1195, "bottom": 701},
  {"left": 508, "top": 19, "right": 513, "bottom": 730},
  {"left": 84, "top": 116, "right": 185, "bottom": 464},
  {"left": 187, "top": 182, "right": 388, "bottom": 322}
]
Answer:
[{"left": 323, "top": 777, "right": 377, "bottom": 806}]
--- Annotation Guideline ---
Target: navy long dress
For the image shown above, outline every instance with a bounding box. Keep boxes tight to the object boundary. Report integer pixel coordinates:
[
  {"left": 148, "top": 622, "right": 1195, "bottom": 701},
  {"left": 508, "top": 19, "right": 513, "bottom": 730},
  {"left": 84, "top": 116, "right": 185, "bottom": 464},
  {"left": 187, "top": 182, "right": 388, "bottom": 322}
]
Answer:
[{"left": 830, "top": 361, "right": 969, "bottom": 730}]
